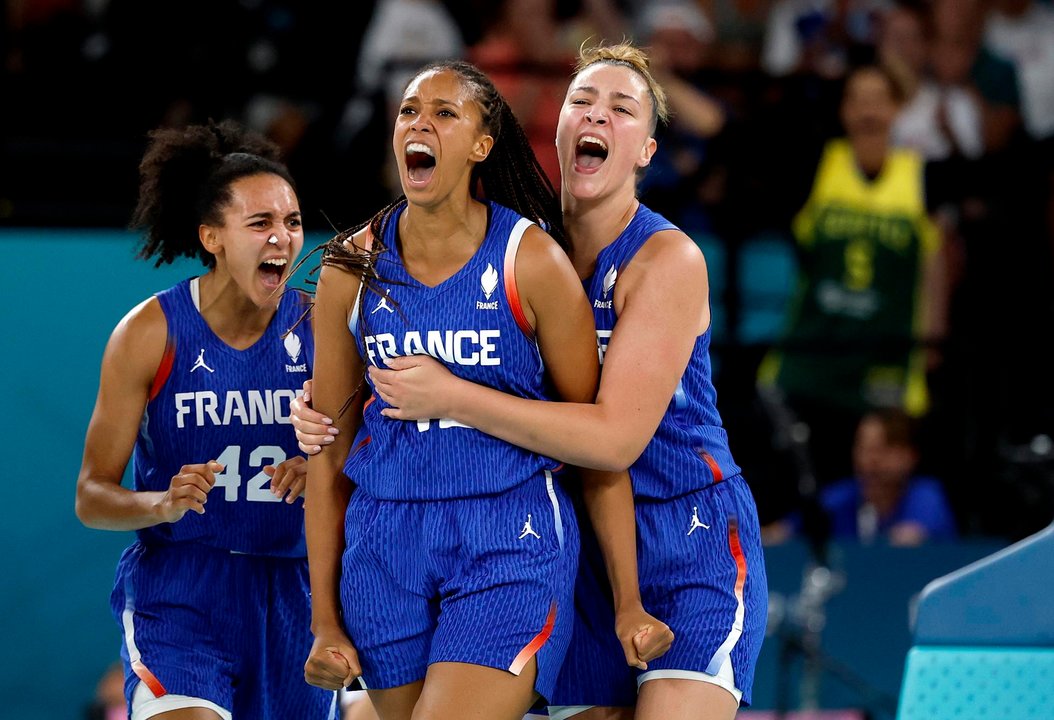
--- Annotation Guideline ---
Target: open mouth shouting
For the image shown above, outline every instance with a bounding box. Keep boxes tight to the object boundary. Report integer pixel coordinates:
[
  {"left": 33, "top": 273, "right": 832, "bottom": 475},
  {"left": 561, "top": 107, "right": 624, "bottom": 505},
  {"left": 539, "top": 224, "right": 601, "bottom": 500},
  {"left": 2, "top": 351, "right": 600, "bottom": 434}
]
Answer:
[
  {"left": 574, "top": 135, "right": 608, "bottom": 173},
  {"left": 405, "top": 142, "right": 437, "bottom": 186},
  {"left": 258, "top": 256, "right": 288, "bottom": 290}
]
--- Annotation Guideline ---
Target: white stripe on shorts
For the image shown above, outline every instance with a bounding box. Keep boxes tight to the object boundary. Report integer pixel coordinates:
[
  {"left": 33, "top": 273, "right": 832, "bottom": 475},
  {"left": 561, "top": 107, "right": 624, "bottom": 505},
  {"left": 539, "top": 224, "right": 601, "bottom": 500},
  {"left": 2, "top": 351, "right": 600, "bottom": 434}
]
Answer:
[{"left": 545, "top": 470, "right": 564, "bottom": 550}]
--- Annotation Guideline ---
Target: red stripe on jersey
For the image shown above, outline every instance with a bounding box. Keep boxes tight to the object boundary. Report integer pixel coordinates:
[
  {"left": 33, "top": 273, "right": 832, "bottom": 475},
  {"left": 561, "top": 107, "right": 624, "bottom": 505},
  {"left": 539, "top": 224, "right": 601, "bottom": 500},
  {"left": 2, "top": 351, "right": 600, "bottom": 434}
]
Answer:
[
  {"left": 727, "top": 517, "right": 747, "bottom": 601},
  {"left": 504, "top": 236, "right": 535, "bottom": 340},
  {"left": 699, "top": 450, "right": 724, "bottom": 483},
  {"left": 131, "top": 659, "right": 167, "bottom": 698},
  {"left": 352, "top": 395, "right": 376, "bottom": 453},
  {"left": 509, "top": 601, "right": 557, "bottom": 676},
  {"left": 148, "top": 335, "right": 176, "bottom": 401}
]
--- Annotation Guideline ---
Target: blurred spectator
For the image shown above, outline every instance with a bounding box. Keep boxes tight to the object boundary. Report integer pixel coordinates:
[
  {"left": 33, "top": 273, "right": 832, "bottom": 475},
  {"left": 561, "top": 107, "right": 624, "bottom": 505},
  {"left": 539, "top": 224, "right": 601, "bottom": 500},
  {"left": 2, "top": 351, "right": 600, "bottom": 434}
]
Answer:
[
  {"left": 761, "top": 0, "right": 890, "bottom": 79},
  {"left": 983, "top": 0, "right": 1054, "bottom": 143},
  {"left": 884, "top": 1, "right": 985, "bottom": 163},
  {"left": 335, "top": 0, "right": 465, "bottom": 200},
  {"left": 635, "top": 2, "right": 728, "bottom": 233},
  {"left": 757, "top": 64, "right": 949, "bottom": 490},
  {"left": 84, "top": 662, "right": 125, "bottom": 720},
  {"left": 821, "top": 407, "right": 957, "bottom": 545},
  {"left": 768, "top": 407, "right": 957, "bottom": 545},
  {"left": 469, "top": 0, "right": 627, "bottom": 187},
  {"left": 700, "top": 0, "right": 776, "bottom": 71}
]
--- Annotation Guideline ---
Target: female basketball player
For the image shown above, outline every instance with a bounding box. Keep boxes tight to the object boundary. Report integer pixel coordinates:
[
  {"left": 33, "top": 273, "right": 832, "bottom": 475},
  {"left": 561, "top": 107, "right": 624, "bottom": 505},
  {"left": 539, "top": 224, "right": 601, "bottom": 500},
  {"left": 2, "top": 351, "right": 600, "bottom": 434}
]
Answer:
[
  {"left": 75, "top": 121, "right": 335, "bottom": 719},
  {"left": 296, "top": 44, "right": 768, "bottom": 720},
  {"left": 299, "top": 60, "right": 667, "bottom": 720}
]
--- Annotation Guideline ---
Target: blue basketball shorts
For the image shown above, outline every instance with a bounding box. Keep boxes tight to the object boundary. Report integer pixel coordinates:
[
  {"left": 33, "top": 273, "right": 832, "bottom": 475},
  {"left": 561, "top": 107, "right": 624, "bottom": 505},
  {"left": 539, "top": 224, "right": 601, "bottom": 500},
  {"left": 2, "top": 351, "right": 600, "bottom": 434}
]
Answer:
[
  {"left": 339, "top": 470, "right": 579, "bottom": 702},
  {"left": 111, "top": 541, "right": 337, "bottom": 719},
  {"left": 551, "top": 474, "right": 768, "bottom": 708}
]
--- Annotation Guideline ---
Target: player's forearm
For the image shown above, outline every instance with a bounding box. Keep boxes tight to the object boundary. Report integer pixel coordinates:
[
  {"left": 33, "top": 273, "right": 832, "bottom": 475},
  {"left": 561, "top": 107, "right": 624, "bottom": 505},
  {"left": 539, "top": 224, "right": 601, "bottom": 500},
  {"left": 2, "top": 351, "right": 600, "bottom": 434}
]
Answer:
[
  {"left": 580, "top": 469, "right": 643, "bottom": 612},
  {"left": 446, "top": 381, "right": 646, "bottom": 471},
  {"left": 75, "top": 479, "right": 166, "bottom": 531},
  {"left": 305, "top": 466, "right": 352, "bottom": 631}
]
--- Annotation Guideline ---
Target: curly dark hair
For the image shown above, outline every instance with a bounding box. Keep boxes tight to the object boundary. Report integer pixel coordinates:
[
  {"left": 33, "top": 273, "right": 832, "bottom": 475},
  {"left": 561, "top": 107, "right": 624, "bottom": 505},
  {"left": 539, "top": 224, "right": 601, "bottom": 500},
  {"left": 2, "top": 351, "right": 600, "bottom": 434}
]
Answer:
[{"left": 131, "top": 119, "right": 297, "bottom": 267}]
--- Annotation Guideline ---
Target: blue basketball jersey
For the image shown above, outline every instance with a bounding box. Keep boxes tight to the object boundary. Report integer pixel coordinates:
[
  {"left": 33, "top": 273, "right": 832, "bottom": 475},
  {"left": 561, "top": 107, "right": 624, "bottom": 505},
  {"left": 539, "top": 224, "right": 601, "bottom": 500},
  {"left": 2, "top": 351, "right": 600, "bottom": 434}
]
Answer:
[
  {"left": 346, "top": 201, "right": 559, "bottom": 500},
  {"left": 134, "top": 278, "right": 313, "bottom": 556},
  {"left": 584, "top": 203, "right": 740, "bottom": 499}
]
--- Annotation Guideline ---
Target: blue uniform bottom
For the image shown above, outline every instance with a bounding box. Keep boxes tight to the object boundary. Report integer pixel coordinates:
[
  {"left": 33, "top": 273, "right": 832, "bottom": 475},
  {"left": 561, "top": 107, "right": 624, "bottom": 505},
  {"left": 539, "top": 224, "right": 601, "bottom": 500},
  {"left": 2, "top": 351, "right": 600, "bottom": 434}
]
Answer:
[
  {"left": 339, "top": 471, "right": 579, "bottom": 703},
  {"left": 110, "top": 541, "right": 336, "bottom": 719},
  {"left": 551, "top": 474, "right": 768, "bottom": 708}
]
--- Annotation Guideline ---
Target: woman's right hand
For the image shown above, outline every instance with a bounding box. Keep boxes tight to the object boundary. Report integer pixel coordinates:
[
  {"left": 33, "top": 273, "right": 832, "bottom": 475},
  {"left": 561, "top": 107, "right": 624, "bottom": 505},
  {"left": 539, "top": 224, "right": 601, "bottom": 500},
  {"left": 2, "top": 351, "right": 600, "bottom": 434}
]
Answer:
[
  {"left": 615, "top": 604, "right": 675, "bottom": 670},
  {"left": 304, "top": 627, "right": 361, "bottom": 690},
  {"left": 155, "top": 461, "right": 223, "bottom": 523},
  {"left": 291, "top": 379, "right": 340, "bottom": 455}
]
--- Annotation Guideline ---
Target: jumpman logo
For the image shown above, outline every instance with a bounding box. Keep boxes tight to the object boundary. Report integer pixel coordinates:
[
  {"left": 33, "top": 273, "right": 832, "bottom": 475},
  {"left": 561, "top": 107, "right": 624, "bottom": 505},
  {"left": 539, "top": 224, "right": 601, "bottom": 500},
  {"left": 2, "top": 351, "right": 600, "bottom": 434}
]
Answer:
[
  {"left": 190, "top": 348, "right": 214, "bottom": 373},
  {"left": 371, "top": 290, "right": 394, "bottom": 314},
  {"left": 519, "top": 514, "right": 541, "bottom": 540},
  {"left": 687, "top": 506, "right": 710, "bottom": 536}
]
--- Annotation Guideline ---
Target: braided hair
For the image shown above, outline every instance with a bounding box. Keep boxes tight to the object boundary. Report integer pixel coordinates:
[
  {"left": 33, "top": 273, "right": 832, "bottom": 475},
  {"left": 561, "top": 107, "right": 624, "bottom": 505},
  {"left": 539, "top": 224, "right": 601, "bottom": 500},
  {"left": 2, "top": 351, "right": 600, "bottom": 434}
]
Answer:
[{"left": 132, "top": 119, "right": 297, "bottom": 268}]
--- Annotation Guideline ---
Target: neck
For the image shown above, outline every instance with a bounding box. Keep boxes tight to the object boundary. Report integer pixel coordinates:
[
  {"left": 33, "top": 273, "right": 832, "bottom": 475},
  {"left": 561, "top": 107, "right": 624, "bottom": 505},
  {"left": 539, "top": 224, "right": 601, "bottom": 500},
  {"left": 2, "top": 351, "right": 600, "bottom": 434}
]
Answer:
[
  {"left": 851, "top": 134, "right": 889, "bottom": 177},
  {"left": 863, "top": 481, "right": 906, "bottom": 520},
  {"left": 562, "top": 185, "right": 639, "bottom": 278},
  {"left": 197, "top": 270, "right": 277, "bottom": 349},
  {"left": 399, "top": 193, "right": 487, "bottom": 261},
  {"left": 397, "top": 193, "right": 489, "bottom": 286}
]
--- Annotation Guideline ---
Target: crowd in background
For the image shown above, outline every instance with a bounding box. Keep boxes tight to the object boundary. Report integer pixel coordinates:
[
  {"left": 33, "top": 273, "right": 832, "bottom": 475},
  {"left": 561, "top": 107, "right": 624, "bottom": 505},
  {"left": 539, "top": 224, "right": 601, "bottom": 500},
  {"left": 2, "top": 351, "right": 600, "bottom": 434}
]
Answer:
[{"left": 4, "top": 0, "right": 1054, "bottom": 546}]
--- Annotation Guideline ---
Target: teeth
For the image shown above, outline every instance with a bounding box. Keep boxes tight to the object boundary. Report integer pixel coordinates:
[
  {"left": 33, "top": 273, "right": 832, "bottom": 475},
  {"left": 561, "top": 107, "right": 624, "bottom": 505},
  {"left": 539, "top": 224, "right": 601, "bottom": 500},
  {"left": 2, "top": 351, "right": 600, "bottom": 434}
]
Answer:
[
  {"left": 406, "top": 143, "right": 434, "bottom": 156},
  {"left": 262, "top": 258, "right": 287, "bottom": 267},
  {"left": 579, "top": 136, "right": 608, "bottom": 151}
]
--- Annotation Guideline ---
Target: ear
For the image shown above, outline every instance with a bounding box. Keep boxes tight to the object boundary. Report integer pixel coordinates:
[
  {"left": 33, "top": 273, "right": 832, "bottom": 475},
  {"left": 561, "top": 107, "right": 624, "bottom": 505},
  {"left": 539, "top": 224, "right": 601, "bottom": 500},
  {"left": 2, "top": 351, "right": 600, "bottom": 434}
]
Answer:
[
  {"left": 199, "top": 224, "right": 222, "bottom": 257},
  {"left": 470, "top": 134, "right": 494, "bottom": 163},
  {"left": 637, "top": 136, "right": 658, "bottom": 169}
]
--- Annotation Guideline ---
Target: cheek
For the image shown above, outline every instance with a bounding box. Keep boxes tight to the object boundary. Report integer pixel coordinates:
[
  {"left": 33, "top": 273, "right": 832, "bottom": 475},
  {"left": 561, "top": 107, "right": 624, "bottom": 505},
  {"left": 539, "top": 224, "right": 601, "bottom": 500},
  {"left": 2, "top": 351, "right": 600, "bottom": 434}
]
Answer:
[{"left": 555, "top": 113, "right": 575, "bottom": 149}]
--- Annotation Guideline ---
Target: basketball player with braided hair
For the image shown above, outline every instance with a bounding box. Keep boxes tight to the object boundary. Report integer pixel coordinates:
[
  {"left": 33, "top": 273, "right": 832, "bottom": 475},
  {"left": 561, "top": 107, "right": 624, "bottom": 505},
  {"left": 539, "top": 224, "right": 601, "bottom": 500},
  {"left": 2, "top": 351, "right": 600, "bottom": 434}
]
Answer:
[
  {"left": 301, "top": 60, "right": 666, "bottom": 720},
  {"left": 76, "top": 120, "right": 336, "bottom": 718},
  {"left": 301, "top": 44, "right": 769, "bottom": 720}
]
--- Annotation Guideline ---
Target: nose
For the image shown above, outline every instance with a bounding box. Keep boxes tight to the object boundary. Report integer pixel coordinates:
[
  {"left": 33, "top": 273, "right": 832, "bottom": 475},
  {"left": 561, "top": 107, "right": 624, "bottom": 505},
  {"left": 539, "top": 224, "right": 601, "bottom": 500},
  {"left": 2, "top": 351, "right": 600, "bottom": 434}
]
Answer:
[
  {"left": 410, "top": 114, "right": 432, "bottom": 132},
  {"left": 585, "top": 109, "right": 607, "bottom": 125}
]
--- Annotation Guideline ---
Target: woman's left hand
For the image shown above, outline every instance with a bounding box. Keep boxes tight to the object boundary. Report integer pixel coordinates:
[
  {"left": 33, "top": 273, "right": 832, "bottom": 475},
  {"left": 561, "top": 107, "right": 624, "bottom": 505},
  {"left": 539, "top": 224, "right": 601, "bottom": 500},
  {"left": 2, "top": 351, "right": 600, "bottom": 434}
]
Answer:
[
  {"left": 368, "top": 355, "right": 459, "bottom": 420},
  {"left": 265, "top": 455, "right": 308, "bottom": 502}
]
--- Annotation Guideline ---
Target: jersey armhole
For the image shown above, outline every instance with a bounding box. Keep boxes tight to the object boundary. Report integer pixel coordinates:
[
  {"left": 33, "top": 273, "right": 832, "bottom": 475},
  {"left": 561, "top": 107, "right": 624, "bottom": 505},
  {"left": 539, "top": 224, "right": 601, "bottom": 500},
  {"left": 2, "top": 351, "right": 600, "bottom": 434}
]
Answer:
[
  {"left": 147, "top": 309, "right": 174, "bottom": 402},
  {"left": 504, "top": 218, "right": 536, "bottom": 340}
]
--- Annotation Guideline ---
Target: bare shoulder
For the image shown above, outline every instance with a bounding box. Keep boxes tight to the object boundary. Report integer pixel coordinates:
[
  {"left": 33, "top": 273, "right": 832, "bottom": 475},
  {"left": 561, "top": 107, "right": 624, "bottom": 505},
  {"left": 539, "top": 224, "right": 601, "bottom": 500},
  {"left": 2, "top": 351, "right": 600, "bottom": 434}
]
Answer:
[
  {"left": 113, "top": 296, "right": 166, "bottom": 350},
  {"left": 515, "top": 224, "right": 575, "bottom": 279},
  {"left": 632, "top": 229, "right": 707, "bottom": 279},
  {"left": 316, "top": 227, "right": 373, "bottom": 299},
  {"left": 106, "top": 295, "right": 168, "bottom": 380}
]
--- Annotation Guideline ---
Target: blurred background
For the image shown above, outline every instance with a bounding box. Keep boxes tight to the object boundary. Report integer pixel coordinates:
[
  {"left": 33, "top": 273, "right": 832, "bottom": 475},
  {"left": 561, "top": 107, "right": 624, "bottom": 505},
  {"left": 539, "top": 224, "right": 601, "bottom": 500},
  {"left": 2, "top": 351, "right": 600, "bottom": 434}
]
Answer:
[{"left": 2, "top": 0, "right": 1052, "bottom": 718}]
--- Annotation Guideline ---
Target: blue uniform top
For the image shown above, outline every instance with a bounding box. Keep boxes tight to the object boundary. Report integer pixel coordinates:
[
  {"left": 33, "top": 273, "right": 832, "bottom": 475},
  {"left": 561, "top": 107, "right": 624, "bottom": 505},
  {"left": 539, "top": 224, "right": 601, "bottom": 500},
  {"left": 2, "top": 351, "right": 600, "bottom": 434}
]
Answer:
[
  {"left": 346, "top": 201, "right": 560, "bottom": 501},
  {"left": 584, "top": 203, "right": 740, "bottom": 500},
  {"left": 819, "top": 475, "right": 958, "bottom": 541},
  {"left": 134, "top": 278, "right": 313, "bottom": 556}
]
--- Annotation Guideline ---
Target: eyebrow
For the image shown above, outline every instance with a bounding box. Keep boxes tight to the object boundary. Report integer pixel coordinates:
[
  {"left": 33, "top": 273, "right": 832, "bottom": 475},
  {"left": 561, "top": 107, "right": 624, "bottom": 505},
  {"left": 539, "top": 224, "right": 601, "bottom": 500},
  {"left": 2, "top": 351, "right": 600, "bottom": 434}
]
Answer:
[
  {"left": 570, "top": 85, "right": 642, "bottom": 107},
  {"left": 246, "top": 210, "right": 301, "bottom": 220},
  {"left": 401, "top": 95, "right": 459, "bottom": 107}
]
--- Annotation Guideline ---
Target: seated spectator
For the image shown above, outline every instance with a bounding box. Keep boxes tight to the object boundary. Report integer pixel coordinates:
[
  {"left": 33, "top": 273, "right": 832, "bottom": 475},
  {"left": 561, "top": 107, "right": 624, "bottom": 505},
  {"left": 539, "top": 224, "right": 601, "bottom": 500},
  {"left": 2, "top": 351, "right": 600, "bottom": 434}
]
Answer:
[
  {"left": 763, "top": 407, "right": 957, "bottom": 546},
  {"left": 821, "top": 407, "right": 957, "bottom": 545}
]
